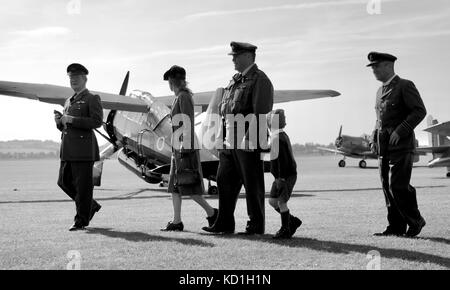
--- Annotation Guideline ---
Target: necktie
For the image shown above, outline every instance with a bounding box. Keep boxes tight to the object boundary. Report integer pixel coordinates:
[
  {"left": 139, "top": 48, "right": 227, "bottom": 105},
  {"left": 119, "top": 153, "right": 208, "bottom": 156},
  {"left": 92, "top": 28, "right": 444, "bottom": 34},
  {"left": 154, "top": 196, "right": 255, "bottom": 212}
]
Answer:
[
  {"left": 233, "top": 73, "right": 242, "bottom": 82},
  {"left": 70, "top": 93, "right": 77, "bottom": 103}
]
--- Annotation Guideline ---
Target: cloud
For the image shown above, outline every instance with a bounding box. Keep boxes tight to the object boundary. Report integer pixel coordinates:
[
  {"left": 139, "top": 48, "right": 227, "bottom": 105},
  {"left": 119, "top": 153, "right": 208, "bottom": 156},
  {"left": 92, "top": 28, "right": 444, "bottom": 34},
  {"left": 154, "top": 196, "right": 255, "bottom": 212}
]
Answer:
[
  {"left": 184, "top": 0, "right": 399, "bottom": 20},
  {"left": 88, "top": 45, "right": 227, "bottom": 64},
  {"left": 10, "top": 26, "right": 71, "bottom": 38}
]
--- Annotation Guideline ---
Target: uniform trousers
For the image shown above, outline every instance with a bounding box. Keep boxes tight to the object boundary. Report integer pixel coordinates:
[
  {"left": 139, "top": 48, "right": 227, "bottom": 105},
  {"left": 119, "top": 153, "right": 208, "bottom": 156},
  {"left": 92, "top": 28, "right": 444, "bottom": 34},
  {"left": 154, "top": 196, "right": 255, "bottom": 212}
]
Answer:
[
  {"left": 215, "top": 149, "right": 265, "bottom": 232},
  {"left": 378, "top": 152, "right": 423, "bottom": 232},
  {"left": 57, "top": 161, "right": 98, "bottom": 226}
]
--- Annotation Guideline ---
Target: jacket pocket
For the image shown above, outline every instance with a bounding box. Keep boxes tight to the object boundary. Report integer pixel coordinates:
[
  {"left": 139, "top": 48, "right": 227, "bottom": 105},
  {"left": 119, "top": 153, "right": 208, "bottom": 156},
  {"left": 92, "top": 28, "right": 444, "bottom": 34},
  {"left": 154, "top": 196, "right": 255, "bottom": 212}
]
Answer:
[
  {"left": 231, "top": 85, "right": 248, "bottom": 114},
  {"left": 66, "top": 133, "right": 93, "bottom": 159}
]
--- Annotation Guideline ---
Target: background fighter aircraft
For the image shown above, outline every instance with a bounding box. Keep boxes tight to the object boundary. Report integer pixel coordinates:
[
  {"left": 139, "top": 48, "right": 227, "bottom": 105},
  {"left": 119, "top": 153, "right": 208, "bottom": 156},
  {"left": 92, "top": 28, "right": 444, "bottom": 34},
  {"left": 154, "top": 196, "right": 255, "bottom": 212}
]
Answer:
[
  {"left": 0, "top": 73, "right": 340, "bottom": 194},
  {"left": 417, "top": 115, "right": 450, "bottom": 177},
  {"left": 318, "top": 125, "right": 425, "bottom": 168},
  {"left": 317, "top": 126, "right": 376, "bottom": 168}
]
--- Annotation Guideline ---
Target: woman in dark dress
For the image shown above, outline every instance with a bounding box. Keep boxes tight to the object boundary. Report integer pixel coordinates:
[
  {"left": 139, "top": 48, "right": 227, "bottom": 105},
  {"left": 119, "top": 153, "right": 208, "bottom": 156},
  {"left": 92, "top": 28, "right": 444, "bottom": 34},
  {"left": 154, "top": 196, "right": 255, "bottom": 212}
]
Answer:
[{"left": 161, "top": 65, "right": 218, "bottom": 231}]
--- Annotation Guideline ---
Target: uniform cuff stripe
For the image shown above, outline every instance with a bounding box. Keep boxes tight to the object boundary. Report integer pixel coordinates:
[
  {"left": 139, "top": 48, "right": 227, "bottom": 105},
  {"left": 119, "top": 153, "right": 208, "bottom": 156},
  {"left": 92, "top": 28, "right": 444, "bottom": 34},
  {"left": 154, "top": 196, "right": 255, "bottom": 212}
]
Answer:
[{"left": 402, "top": 120, "right": 413, "bottom": 131}]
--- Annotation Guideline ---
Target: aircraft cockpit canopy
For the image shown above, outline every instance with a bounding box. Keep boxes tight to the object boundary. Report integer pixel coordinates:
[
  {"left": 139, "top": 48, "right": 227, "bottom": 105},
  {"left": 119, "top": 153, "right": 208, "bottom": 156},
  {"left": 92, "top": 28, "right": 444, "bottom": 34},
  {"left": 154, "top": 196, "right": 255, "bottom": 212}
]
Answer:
[{"left": 129, "top": 90, "right": 171, "bottom": 131}]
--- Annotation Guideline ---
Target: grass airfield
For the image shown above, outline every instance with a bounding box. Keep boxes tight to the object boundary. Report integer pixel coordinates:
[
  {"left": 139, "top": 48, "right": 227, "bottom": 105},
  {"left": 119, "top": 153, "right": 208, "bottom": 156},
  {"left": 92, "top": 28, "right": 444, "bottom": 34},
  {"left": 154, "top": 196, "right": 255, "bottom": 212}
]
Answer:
[{"left": 0, "top": 155, "right": 448, "bottom": 270}]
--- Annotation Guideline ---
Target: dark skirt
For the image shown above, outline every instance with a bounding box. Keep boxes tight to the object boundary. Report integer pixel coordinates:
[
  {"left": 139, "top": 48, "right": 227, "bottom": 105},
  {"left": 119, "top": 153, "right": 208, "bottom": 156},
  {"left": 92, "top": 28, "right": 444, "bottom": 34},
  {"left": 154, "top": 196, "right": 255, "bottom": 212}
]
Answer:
[{"left": 167, "top": 150, "right": 205, "bottom": 195}]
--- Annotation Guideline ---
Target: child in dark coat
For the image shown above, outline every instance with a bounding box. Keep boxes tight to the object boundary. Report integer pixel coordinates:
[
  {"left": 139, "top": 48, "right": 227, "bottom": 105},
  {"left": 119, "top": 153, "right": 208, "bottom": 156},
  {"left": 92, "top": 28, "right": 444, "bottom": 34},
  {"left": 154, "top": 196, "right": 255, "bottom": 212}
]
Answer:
[{"left": 267, "top": 109, "right": 302, "bottom": 239}]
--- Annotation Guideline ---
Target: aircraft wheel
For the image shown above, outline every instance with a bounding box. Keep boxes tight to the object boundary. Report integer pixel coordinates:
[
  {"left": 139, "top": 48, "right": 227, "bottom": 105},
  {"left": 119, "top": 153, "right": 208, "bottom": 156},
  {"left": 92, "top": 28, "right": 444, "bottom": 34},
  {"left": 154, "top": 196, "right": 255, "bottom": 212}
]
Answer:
[
  {"left": 359, "top": 160, "right": 367, "bottom": 168},
  {"left": 208, "top": 185, "right": 218, "bottom": 195},
  {"left": 338, "top": 160, "right": 346, "bottom": 167},
  {"left": 447, "top": 172, "right": 450, "bottom": 178}
]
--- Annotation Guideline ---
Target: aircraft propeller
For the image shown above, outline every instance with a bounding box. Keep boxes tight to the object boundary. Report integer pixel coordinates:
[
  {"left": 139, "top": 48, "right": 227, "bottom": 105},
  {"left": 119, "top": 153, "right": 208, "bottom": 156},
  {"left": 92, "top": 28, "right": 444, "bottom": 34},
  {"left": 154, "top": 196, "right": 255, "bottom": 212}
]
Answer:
[
  {"left": 335, "top": 125, "right": 343, "bottom": 148},
  {"left": 93, "top": 71, "right": 130, "bottom": 186}
]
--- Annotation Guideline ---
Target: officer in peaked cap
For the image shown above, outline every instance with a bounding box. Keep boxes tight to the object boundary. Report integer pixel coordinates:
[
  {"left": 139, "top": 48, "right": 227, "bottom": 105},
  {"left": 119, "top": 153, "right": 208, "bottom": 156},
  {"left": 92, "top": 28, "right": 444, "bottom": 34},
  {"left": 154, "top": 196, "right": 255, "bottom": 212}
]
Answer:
[
  {"left": 366, "top": 52, "right": 397, "bottom": 67},
  {"left": 227, "top": 41, "right": 258, "bottom": 55},
  {"left": 367, "top": 52, "right": 427, "bottom": 238},
  {"left": 67, "top": 63, "right": 89, "bottom": 75},
  {"left": 56, "top": 63, "right": 103, "bottom": 231},
  {"left": 203, "top": 41, "right": 274, "bottom": 235}
]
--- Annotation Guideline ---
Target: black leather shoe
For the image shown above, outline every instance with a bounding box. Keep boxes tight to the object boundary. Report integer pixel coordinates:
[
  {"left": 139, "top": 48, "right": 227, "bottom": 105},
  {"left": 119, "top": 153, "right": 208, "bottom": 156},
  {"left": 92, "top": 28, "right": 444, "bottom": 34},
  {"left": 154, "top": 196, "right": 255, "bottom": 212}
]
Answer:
[
  {"left": 273, "top": 227, "right": 292, "bottom": 239},
  {"left": 290, "top": 216, "right": 302, "bottom": 236},
  {"left": 206, "top": 208, "right": 219, "bottom": 227},
  {"left": 238, "top": 222, "right": 264, "bottom": 235},
  {"left": 405, "top": 218, "right": 426, "bottom": 237},
  {"left": 238, "top": 229, "right": 264, "bottom": 235},
  {"left": 202, "top": 224, "right": 234, "bottom": 234},
  {"left": 373, "top": 227, "right": 405, "bottom": 236},
  {"left": 161, "top": 221, "right": 184, "bottom": 231},
  {"left": 69, "top": 224, "right": 86, "bottom": 231},
  {"left": 89, "top": 203, "right": 102, "bottom": 221}
]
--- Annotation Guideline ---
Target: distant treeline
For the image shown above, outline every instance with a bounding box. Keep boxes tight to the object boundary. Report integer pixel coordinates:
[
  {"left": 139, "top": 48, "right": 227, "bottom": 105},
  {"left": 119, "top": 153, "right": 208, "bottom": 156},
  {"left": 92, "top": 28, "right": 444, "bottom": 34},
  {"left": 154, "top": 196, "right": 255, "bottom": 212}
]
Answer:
[
  {"left": 0, "top": 140, "right": 335, "bottom": 160},
  {"left": 0, "top": 140, "right": 60, "bottom": 150},
  {"left": 292, "top": 142, "right": 335, "bottom": 156},
  {"left": 0, "top": 140, "right": 59, "bottom": 160},
  {"left": 0, "top": 151, "right": 59, "bottom": 160}
]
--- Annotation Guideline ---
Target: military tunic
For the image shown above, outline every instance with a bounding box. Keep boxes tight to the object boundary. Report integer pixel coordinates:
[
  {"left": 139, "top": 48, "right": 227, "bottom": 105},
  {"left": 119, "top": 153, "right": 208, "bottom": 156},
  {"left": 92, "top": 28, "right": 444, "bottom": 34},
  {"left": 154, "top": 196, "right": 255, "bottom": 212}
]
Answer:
[
  {"left": 370, "top": 75, "right": 427, "bottom": 232},
  {"left": 57, "top": 89, "right": 103, "bottom": 227},
  {"left": 214, "top": 63, "right": 274, "bottom": 233}
]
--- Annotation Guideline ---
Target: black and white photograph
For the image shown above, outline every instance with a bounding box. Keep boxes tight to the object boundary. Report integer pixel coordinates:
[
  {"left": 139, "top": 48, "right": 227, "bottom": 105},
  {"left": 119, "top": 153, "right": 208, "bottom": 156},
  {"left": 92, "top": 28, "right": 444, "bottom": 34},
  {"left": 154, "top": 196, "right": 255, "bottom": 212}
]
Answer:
[{"left": 0, "top": 0, "right": 449, "bottom": 276}]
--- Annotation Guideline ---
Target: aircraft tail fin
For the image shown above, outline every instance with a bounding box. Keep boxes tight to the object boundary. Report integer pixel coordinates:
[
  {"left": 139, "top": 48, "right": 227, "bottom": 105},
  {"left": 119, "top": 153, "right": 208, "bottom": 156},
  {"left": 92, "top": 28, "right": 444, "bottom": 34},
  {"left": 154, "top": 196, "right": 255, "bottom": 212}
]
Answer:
[
  {"left": 426, "top": 115, "right": 449, "bottom": 159},
  {"left": 427, "top": 115, "right": 439, "bottom": 147}
]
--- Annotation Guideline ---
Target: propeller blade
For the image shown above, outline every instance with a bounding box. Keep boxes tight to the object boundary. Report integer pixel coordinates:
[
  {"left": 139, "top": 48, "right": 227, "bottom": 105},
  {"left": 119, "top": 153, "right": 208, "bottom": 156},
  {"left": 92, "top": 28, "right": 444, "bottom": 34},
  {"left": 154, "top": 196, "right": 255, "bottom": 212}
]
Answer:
[
  {"left": 338, "top": 125, "right": 342, "bottom": 138},
  {"left": 119, "top": 71, "right": 130, "bottom": 96}
]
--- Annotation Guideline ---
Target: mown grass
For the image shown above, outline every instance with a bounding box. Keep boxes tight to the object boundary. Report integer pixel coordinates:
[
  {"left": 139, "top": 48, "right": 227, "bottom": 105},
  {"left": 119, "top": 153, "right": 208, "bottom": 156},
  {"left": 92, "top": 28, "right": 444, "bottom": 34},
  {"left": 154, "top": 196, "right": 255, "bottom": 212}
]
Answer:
[{"left": 0, "top": 157, "right": 448, "bottom": 270}]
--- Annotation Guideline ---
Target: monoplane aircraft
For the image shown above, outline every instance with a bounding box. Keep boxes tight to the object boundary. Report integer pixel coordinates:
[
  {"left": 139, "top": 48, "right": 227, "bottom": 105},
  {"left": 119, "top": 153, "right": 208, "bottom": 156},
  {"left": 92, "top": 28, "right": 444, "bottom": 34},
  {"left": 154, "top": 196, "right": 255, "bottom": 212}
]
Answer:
[{"left": 0, "top": 72, "right": 340, "bottom": 194}]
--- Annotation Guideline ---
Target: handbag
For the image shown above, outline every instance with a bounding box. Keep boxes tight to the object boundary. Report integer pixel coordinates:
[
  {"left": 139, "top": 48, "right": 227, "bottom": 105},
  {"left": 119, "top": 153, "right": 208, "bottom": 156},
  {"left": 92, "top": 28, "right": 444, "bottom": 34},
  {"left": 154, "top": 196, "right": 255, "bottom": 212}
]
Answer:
[
  {"left": 174, "top": 150, "right": 201, "bottom": 186},
  {"left": 176, "top": 168, "right": 200, "bottom": 186}
]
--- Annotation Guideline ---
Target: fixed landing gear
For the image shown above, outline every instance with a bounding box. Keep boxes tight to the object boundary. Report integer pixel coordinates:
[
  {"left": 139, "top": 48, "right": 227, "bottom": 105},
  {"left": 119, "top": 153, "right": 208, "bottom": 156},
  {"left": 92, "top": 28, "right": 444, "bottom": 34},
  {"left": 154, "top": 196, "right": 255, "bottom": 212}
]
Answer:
[
  {"left": 359, "top": 160, "right": 367, "bottom": 168},
  {"left": 338, "top": 160, "right": 346, "bottom": 167},
  {"left": 159, "top": 180, "right": 168, "bottom": 187},
  {"left": 207, "top": 180, "right": 218, "bottom": 195},
  {"left": 208, "top": 185, "right": 218, "bottom": 195}
]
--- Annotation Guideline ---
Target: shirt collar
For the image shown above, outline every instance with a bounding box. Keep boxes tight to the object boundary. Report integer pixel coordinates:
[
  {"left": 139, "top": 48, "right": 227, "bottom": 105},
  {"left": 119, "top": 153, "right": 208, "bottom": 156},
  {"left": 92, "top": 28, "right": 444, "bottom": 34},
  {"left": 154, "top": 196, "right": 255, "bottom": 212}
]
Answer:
[
  {"left": 72, "top": 88, "right": 87, "bottom": 98},
  {"left": 241, "top": 63, "right": 256, "bottom": 77},
  {"left": 383, "top": 74, "right": 397, "bottom": 86}
]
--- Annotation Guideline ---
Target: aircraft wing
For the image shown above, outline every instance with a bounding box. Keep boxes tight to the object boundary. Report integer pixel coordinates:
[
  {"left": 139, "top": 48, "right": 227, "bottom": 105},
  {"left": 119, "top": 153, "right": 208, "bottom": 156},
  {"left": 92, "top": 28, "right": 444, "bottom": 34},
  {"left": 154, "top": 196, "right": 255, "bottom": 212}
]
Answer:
[
  {"left": 156, "top": 89, "right": 340, "bottom": 110},
  {"left": 0, "top": 81, "right": 149, "bottom": 112},
  {"left": 272, "top": 89, "right": 340, "bottom": 104},
  {"left": 424, "top": 121, "right": 450, "bottom": 137},
  {"left": 416, "top": 146, "right": 450, "bottom": 154},
  {"left": 317, "top": 147, "right": 344, "bottom": 154}
]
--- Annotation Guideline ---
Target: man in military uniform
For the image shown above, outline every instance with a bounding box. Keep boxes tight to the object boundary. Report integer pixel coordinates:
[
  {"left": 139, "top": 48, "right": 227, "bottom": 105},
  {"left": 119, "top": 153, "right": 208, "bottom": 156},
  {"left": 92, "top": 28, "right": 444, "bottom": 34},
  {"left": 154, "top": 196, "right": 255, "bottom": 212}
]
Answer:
[
  {"left": 203, "top": 42, "right": 274, "bottom": 235},
  {"left": 367, "top": 52, "right": 427, "bottom": 237},
  {"left": 55, "top": 63, "right": 103, "bottom": 231}
]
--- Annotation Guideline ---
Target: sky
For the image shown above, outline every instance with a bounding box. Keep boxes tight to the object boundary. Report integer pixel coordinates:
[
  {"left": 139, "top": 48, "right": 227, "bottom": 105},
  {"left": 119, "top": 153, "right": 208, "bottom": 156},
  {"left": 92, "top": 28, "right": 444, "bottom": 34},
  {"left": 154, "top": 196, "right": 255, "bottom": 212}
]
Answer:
[{"left": 0, "top": 0, "right": 449, "bottom": 145}]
